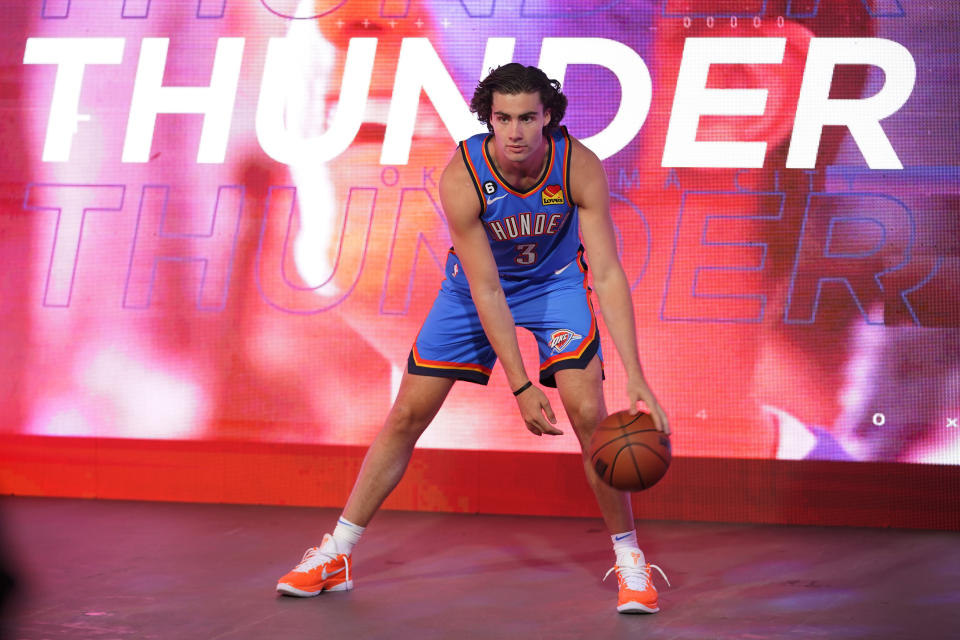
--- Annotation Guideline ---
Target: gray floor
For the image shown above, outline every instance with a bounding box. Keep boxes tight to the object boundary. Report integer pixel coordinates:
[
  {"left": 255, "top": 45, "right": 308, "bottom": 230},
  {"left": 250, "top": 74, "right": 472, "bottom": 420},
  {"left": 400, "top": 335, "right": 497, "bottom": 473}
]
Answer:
[{"left": 2, "top": 496, "right": 958, "bottom": 639}]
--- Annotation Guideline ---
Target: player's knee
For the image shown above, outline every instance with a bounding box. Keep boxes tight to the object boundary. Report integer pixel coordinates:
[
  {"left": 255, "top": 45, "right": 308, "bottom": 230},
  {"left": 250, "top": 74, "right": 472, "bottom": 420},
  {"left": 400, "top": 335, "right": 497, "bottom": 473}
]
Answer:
[
  {"left": 384, "top": 402, "right": 432, "bottom": 438},
  {"left": 567, "top": 401, "right": 605, "bottom": 436}
]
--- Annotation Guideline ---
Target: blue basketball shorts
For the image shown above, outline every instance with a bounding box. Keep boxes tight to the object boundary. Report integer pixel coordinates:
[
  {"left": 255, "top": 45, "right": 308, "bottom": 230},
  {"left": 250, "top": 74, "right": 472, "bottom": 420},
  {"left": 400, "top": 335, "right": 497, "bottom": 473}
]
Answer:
[{"left": 408, "top": 250, "right": 603, "bottom": 388}]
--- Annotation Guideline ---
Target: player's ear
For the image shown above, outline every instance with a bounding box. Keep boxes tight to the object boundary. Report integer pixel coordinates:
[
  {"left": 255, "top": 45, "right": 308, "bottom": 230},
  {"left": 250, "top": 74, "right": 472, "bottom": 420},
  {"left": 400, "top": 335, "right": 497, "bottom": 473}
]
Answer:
[{"left": 693, "top": 20, "right": 815, "bottom": 159}]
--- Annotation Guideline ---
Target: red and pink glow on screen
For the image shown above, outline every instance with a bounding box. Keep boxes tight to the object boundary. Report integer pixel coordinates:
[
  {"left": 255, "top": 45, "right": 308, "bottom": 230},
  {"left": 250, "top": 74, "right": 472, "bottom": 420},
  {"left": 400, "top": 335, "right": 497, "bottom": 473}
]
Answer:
[{"left": 3, "top": 0, "right": 957, "bottom": 464}]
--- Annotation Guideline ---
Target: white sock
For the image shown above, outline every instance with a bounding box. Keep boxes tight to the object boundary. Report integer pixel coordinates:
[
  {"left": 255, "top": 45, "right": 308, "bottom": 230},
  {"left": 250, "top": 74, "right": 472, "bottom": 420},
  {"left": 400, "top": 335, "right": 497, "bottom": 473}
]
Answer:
[
  {"left": 330, "top": 515, "right": 365, "bottom": 555},
  {"left": 611, "top": 530, "right": 640, "bottom": 557}
]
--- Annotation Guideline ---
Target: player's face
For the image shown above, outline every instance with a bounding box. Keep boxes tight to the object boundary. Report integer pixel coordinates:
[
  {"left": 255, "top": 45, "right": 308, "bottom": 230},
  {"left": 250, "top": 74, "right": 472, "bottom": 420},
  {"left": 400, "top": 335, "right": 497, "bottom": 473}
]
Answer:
[{"left": 489, "top": 91, "right": 551, "bottom": 167}]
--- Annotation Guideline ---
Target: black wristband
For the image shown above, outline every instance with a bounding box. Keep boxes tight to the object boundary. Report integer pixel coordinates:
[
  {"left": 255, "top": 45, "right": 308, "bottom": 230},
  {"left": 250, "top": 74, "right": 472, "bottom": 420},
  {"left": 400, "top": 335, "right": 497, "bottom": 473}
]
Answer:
[{"left": 512, "top": 381, "right": 533, "bottom": 396}]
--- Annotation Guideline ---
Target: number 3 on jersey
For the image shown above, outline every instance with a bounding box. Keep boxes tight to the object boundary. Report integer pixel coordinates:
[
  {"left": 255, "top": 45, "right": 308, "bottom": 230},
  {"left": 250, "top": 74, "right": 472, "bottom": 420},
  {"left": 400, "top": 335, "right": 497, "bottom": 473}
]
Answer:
[{"left": 514, "top": 243, "right": 538, "bottom": 265}]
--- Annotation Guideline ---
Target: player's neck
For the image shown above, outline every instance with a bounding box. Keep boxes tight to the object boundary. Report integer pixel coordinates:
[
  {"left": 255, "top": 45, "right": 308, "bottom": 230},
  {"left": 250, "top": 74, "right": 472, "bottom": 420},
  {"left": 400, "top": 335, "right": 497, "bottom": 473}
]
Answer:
[{"left": 489, "top": 138, "right": 549, "bottom": 189}]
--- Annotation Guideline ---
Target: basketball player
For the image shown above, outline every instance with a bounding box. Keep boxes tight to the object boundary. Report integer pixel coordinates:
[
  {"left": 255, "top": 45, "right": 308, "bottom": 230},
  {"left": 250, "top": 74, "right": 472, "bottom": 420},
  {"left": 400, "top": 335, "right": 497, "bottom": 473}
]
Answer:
[{"left": 277, "top": 63, "right": 671, "bottom": 614}]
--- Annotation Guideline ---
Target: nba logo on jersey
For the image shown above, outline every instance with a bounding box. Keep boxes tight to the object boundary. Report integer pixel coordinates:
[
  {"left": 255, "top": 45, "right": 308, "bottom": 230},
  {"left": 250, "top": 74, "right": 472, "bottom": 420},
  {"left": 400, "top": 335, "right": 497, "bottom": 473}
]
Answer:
[
  {"left": 542, "top": 185, "right": 564, "bottom": 206},
  {"left": 549, "top": 329, "right": 582, "bottom": 353}
]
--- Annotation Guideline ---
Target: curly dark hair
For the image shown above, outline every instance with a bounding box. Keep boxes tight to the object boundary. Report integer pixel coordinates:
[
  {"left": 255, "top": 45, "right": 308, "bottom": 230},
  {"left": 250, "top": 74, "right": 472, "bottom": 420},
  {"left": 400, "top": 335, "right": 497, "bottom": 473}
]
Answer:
[{"left": 470, "top": 63, "right": 567, "bottom": 134}]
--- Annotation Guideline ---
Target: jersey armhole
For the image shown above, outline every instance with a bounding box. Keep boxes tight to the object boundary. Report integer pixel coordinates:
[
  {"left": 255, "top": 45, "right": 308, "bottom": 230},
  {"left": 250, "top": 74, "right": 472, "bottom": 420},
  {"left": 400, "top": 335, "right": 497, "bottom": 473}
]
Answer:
[
  {"left": 459, "top": 141, "right": 486, "bottom": 217},
  {"left": 560, "top": 126, "right": 573, "bottom": 205}
]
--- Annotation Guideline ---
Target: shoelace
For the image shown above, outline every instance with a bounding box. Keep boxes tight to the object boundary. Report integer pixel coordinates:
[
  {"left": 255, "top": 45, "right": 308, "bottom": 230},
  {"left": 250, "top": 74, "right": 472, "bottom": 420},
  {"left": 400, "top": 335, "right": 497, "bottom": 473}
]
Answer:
[
  {"left": 603, "top": 563, "right": 671, "bottom": 591},
  {"left": 293, "top": 546, "right": 338, "bottom": 573}
]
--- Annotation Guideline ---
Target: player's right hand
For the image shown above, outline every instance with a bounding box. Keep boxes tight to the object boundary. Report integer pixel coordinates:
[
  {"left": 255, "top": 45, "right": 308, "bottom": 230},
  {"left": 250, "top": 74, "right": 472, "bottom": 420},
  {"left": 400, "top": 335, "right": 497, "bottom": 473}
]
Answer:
[{"left": 515, "top": 384, "right": 563, "bottom": 436}]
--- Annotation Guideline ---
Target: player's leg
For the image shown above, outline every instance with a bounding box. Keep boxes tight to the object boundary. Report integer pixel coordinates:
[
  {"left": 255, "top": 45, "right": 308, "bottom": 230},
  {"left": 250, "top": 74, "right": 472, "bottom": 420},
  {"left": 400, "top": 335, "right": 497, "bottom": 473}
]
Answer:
[
  {"left": 553, "top": 359, "right": 633, "bottom": 533},
  {"left": 278, "top": 268, "right": 493, "bottom": 597},
  {"left": 516, "top": 258, "right": 666, "bottom": 613},
  {"left": 509, "top": 255, "right": 633, "bottom": 533},
  {"left": 347, "top": 263, "right": 491, "bottom": 526},
  {"left": 341, "top": 372, "right": 454, "bottom": 527},
  {"left": 276, "top": 371, "right": 453, "bottom": 597},
  {"left": 555, "top": 359, "right": 668, "bottom": 614}
]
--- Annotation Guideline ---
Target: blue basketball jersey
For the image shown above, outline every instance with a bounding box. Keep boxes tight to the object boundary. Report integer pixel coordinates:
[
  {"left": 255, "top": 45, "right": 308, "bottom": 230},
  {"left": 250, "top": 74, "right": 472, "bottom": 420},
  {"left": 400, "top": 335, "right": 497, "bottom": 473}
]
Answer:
[
  {"left": 408, "top": 127, "right": 603, "bottom": 387},
  {"left": 455, "top": 126, "right": 579, "bottom": 284}
]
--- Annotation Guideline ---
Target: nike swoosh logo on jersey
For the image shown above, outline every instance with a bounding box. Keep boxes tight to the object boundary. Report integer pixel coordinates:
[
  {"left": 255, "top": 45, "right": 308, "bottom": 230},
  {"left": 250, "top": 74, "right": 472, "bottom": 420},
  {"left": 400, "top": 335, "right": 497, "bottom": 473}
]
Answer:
[
  {"left": 486, "top": 193, "right": 508, "bottom": 205},
  {"left": 554, "top": 262, "right": 573, "bottom": 275},
  {"left": 322, "top": 566, "right": 345, "bottom": 580}
]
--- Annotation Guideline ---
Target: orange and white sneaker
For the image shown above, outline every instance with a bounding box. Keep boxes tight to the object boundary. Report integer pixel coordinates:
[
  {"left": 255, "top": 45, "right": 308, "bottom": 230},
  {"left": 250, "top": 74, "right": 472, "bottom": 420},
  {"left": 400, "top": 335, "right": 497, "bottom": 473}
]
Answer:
[
  {"left": 603, "top": 550, "right": 670, "bottom": 613},
  {"left": 276, "top": 534, "right": 353, "bottom": 597}
]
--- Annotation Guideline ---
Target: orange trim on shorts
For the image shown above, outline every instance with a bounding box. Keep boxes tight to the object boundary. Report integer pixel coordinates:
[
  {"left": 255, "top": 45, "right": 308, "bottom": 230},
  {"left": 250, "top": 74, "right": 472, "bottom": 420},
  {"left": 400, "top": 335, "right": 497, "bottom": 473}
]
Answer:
[{"left": 410, "top": 342, "right": 493, "bottom": 377}]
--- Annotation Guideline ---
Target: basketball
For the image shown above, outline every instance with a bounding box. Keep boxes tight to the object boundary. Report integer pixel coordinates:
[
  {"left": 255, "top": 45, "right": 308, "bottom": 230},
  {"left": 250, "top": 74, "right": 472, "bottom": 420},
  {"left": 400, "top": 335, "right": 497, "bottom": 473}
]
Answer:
[{"left": 589, "top": 410, "right": 671, "bottom": 491}]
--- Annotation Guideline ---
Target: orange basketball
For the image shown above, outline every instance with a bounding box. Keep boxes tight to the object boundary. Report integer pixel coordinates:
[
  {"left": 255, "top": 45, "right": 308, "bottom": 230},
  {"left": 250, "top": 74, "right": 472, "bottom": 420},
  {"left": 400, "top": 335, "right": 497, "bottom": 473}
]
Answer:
[{"left": 589, "top": 411, "right": 671, "bottom": 491}]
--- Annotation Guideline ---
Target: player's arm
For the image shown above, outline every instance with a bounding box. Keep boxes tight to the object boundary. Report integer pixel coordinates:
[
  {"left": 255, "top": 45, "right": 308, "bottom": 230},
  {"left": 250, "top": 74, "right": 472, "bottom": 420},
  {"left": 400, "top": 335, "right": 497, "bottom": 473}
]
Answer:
[
  {"left": 569, "top": 138, "right": 670, "bottom": 434},
  {"left": 439, "top": 151, "right": 561, "bottom": 436}
]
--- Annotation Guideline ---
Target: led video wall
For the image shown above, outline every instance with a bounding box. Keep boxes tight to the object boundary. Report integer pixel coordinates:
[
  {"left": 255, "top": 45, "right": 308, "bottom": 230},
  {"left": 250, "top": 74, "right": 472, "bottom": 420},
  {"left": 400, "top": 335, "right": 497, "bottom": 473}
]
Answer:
[{"left": 3, "top": 0, "right": 957, "bottom": 465}]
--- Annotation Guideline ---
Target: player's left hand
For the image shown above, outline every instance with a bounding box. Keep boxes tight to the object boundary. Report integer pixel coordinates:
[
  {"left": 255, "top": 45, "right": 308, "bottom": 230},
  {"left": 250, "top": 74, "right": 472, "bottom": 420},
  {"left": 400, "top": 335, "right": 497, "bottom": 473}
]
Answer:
[{"left": 627, "top": 377, "right": 670, "bottom": 435}]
